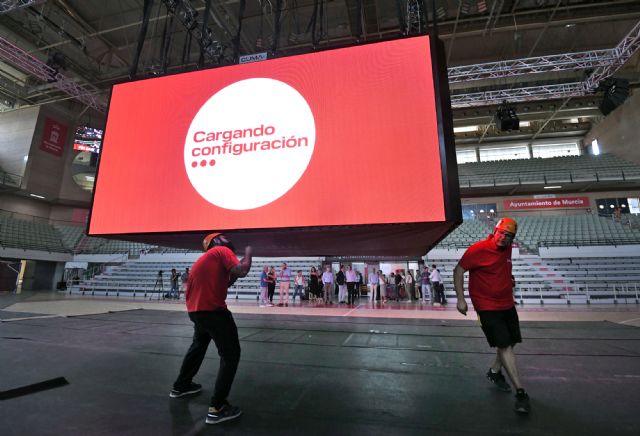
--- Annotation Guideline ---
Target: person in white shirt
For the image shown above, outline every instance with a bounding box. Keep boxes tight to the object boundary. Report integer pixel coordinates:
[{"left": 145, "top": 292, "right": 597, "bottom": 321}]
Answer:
[
  {"left": 378, "top": 271, "right": 387, "bottom": 304},
  {"left": 405, "top": 270, "right": 415, "bottom": 302},
  {"left": 367, "top": 268, "right": 379, "bottom": 303},
  {"left": 430, "top": 264, "right": 444, "bottom": 305},
  {"left": 292, "top": 270, "right": 305, "bottom": 304},
  {"left": 321, "top": 266, "right": 334, "bottom": 305},
  {"left": 345, "top": 265, "right": 358, "bottom": 305}
]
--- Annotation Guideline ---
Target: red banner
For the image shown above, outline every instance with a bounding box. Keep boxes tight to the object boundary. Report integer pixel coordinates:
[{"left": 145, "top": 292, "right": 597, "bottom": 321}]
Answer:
[
  {"left": 40, "top": 117, "right": 68, "bottom": 157},
  {"left": 503, "top": 197, "right": 590, "bottom": 210}
]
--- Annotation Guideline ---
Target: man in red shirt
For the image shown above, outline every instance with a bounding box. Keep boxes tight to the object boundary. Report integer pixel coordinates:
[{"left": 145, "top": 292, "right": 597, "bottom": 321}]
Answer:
[
  {"left": 453, "top": 217, "right": 531, "bottom": 414},
  {"left": 170, "top": 232, "right": 252, "bottom": 425}
]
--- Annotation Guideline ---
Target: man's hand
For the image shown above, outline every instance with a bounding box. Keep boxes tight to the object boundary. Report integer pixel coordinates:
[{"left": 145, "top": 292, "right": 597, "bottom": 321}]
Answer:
[
  {"left": 457, "top": 298, "right": 468, "bottom": 316},
  {"left": 244, "top": 245, "right": 253, "bottom": 258}
]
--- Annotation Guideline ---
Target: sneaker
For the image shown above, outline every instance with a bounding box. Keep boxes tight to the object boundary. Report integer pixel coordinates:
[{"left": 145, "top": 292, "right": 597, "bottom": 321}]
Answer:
[
  {"left": 206, "top": 403, "right": 242, "bottom": 425},
  {"left": 169, "top": 382, "right": 202, "bottom": 398},
  {"left": 267, "top": 303, "right": 274, "bottom": 307},
  {"left": 487, "top": 369, "right": 512, "bottom": 392},
  {"left": 259, "top": 304, "right": 267, "bottom": 308},
  {"left": 514, "top": 389, "right": 531, "bottom": 414}
]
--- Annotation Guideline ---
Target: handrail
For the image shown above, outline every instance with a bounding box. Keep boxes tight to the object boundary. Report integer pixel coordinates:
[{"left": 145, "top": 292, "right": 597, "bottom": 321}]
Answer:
[
  {"left": 538, "top": 238, "right": 640, "bottom": 247},
  {"left": 458, "top": 166, "right": 640, "bottom": 188}
]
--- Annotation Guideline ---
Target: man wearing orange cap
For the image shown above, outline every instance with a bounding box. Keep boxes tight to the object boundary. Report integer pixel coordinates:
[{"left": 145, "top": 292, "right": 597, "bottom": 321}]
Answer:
[
  {"left": 170, "top": 232, "right": 252, "bottom": 425},
  {"left": 453, "top": 217, "right": 530, "bottom": 414}
]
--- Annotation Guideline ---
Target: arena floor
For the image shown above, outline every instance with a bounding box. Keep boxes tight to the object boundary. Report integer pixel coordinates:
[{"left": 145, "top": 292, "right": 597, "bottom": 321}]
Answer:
[{"left": 1, "top": 292, "right": 639, "bottom": 435}]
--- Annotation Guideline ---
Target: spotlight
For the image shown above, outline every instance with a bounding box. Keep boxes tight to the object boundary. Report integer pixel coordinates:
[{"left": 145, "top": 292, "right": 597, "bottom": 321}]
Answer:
[{"left": 496, "top": 102, "right": 520, "bottom": 131}]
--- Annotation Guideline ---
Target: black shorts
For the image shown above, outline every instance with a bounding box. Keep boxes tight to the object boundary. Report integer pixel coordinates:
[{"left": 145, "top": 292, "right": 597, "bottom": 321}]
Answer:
[{"left": 477, "top": 307, "right": 522, "bottom": 348}]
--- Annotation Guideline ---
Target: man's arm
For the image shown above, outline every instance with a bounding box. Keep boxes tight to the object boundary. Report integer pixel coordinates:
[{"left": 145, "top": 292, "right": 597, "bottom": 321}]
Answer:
[
  {"left": 453, "top": 263, "right": 468, "bottom": 316},
  {"left": 229, "top": 246, "right": 253, "bottom": 286}
]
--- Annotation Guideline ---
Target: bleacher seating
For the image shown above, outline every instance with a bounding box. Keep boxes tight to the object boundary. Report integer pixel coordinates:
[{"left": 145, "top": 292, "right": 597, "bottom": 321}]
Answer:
[
  {"left": 0, "top": 212, "right": 68, "bottom": 252},
  {"left": 436, "top": 220, "right": 492, "bottom": 248},
  {"left": 458, "top": 153, "right": 640, "bottom": 188},
  {"left": 518, "top": 215, "right": 640, "bottom": 249},
  {"left": 71, "top": 258, "right": 323, "bottom": 300},
  {"left": 435, "top": 215, "right": 640, "bottom": 251}
]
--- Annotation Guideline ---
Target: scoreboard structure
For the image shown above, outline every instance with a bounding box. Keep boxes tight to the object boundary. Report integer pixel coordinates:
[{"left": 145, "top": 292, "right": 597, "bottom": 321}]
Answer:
[{"left": 89, "top": 35, "right": 460, "bottom": 257}]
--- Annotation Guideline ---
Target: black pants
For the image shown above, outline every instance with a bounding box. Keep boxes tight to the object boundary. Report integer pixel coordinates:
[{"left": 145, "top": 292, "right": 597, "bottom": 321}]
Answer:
[
  {"left": 268, "top": 284, "right": 275, "bottom": 302},
  {"left": 173, "top": 309, "right": 241, "bottom": 409},
  {"left": 433, "top": 282, "right": 446, "bottom": 304},
  {"left": 347, "top": 282, "right": 356, "bottom": 304}
]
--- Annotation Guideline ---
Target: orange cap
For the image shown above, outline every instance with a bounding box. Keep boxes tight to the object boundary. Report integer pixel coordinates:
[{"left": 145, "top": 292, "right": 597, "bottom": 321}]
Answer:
[
  {"left": 495, "top": 217, "right": 517, "bottom": 235},
  {"left": 202, "top": 232, "right": 222, "bottom": 251}
]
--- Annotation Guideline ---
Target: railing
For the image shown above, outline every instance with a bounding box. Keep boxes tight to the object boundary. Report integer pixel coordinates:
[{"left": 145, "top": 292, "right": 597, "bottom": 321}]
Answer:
[
  {"left": 68, "top": 280, "right": 640, "bottom": 305},
  {"left": 538, "top": 238, "right": 640, "bottom": 248},
  {"left": 458, "top": 166, "right": 640, "bottom": 188}
]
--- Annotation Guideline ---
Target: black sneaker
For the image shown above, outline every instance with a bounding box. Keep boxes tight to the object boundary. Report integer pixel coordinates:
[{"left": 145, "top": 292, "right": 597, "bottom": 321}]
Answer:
[
  {"left": 206, "top": 403, "right": 242, "bottom": 425},
  {"left": 514, "top": 389, "right": 531, "bottom": 414},
  {"left": 169, "top": 382, "right": 202, "bottom": 398},
  {"left": 486, "top": 369, "right": 512, "bottom": 392}
]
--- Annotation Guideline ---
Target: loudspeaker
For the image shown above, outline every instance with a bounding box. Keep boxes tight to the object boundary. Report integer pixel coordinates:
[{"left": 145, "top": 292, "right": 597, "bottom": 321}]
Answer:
[
  {"left": 496, "top": 105, "right": 520, "bottom": 131},
  {"left": 599, "top": 78, "right": 629, "bottom": 116}
]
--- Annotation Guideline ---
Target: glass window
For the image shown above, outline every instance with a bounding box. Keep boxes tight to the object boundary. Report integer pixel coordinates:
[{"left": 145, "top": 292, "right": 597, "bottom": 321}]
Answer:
[
  {"left": 456, "top": 149, "right": 477, "bottom": 164},
  {"left": 532, "top": 142, "right": 579, "bottom": 158},
  {"left": 479, "top": 145, "right": 529, "bottom": 162}
]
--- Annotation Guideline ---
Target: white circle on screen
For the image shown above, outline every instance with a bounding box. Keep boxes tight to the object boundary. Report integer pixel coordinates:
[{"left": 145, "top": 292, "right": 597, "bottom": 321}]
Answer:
[{"left": 184, "top": 78, "right": 316, "bottom": 210}]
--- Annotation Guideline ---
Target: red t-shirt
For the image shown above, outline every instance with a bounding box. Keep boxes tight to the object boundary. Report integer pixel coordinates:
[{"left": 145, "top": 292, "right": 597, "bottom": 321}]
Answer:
[
  {"left": 458, "top": 234, "right": 514, "bottom": 311},
  {"left": 185, "top": 246, "right": 240, "bottom": 312}
]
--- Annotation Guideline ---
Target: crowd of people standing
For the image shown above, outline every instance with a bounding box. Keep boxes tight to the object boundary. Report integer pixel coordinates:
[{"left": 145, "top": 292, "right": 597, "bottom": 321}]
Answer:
[{"left": 255, "top": 263, "right": 449, "bottom": 307}]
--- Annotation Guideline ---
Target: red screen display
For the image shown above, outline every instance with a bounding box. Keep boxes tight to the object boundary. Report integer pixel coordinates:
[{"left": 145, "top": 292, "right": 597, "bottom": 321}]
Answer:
[{"left": 89, "top": 36, "right": 445, "bottom": 236}]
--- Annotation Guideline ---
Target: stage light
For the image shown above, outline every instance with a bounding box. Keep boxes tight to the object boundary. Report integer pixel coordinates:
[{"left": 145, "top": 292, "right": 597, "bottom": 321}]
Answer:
[{"left": 591, "top": 139, "right": 600, "bottom": 155}]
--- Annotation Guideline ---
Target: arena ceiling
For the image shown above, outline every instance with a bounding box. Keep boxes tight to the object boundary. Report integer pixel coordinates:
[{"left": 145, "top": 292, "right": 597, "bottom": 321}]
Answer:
[{"left": 1, "top": 0, "right": 640, "bottom": 145}]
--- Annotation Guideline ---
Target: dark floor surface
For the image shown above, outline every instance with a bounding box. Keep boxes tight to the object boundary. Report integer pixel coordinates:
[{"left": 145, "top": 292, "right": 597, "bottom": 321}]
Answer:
[{"left": 1, "top": 309, "right": 639, "bottom": 435}]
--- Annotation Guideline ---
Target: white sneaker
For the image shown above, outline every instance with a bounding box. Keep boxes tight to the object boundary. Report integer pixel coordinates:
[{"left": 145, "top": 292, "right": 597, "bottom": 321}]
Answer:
[{"left": 259, "top": 304, "right": 266, "bottom": 308}]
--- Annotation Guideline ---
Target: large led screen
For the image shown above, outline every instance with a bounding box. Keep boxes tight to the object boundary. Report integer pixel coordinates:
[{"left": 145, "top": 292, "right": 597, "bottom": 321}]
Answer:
[{"left": 89, "top": 36, "right": 456, "bottom": 253}]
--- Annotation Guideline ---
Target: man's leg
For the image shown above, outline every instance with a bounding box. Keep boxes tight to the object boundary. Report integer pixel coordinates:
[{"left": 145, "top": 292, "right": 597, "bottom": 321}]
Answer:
[
  {"left": 173, "top": 318, "right": 211, "bottom": 391},
  {"left": 206, "top": 310, "right": 242, "bottom": 410},
  {"left": 491, "top": 352, "right": 503, "bottom": 373},
  {"left": 284, "top": 283, "right": 290, "bottom": 305},
  {"left": 497, "top": 346, "right": 522, "bottom": 390}
]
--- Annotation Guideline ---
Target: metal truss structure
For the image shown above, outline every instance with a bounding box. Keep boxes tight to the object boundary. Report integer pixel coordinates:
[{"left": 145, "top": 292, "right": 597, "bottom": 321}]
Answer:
[
  {"left": 0, "top": 36, "right": 105, "bottom": 113},
  {"left": 162, "top": 0, "right": 224, "bottom": 62},
  {"left": 584, "top": 20, "right": 640, "bottom": 91},
  {"left": 448, "top": 49, "right": 615, "bottom": 84},
  {"left": 406, "top": 0, "right": 423, "bottom": 35},
  {"left": 451, "top": 19, "right": 640, "bottom": 107},
  {"left": 450, "top": 82, "right": 585, "bottom": 108},
  {"left": 0, "top": 0, "right": 45, "bottom": 14}
]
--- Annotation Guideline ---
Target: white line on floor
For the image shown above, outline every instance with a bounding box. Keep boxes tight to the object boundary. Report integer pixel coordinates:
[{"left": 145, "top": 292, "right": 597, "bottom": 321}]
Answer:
[
  {"left": 342, "top": 305, "right": 361, "bottom": 316},
  {"left": 619, "top": 317, "right": 640, "bottom": 324}
]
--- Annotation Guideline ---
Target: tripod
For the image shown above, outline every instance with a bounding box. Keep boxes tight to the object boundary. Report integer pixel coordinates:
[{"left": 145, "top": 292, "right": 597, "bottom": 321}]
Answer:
[{"left": 152, "top": 275, "right": 164, "bottom": 300}]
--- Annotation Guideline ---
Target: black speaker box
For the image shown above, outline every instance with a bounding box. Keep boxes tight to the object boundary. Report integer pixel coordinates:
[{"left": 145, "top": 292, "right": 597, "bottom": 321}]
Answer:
[{"left": 599, "top": 78, "right": 629, "bottom": 116}]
